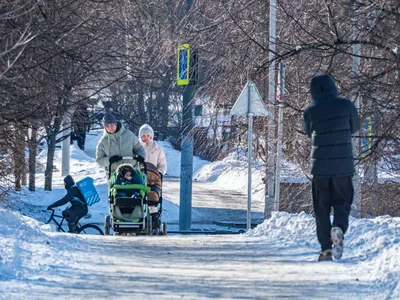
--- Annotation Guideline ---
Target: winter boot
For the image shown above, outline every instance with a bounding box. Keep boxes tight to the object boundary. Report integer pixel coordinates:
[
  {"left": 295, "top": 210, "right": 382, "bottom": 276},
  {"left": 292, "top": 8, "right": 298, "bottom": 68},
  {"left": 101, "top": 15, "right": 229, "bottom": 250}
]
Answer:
[
  {"left": 318, "top": 249, "right": 333, "bottom": 261},
  {"left": 151, "top": 213, "right": 160, "bottom": 235},
  {"left": 68, "top": 223, "right": 77, "bottom": 234},
  {"left": 331, "top": 226, "right": 344, "bottom": 260}
]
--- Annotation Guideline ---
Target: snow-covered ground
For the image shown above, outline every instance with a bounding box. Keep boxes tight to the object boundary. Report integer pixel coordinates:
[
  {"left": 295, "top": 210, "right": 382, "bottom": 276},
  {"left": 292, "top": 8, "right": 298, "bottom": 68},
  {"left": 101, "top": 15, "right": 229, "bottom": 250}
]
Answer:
[{"left": 0, "top": 129, "right": 400, "bottom": 299}]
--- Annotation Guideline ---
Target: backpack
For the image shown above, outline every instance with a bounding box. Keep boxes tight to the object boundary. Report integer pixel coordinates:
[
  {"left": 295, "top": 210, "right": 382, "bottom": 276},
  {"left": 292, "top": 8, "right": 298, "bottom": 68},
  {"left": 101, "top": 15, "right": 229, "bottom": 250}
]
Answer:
[{"left": 75, "top": 177, "right": 101, "bottom": 206}]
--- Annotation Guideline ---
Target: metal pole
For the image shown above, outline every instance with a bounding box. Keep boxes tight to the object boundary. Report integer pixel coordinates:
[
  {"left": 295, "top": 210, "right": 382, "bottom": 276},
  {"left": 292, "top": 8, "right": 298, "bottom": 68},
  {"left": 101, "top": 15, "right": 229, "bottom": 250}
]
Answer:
[
  {"left": 265, "top": 0, "right": 277, "bottom": 218},
  {"left": 247, "top": 83, "right": 253, "bottom": 230},
  {"left": 179, "top": 0, "right": 194, "bottom": 231},
  {"left": 274, "top": 62, "right": 285, "bottom": 212},
  {"left": 179, "top": 86, "right": 194, "bottom": 231},
  {"left": 351, "top": 0, "right": 361, "bottom": 218}
]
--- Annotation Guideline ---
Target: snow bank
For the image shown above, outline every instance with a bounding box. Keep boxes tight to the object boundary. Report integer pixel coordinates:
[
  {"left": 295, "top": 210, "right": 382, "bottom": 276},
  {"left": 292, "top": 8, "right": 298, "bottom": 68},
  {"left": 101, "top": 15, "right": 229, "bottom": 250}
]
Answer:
[
  {"left": 247, "top": 211, "right": 400, "bottom": 298},
  {"left": 0, "top": 208, "right": 54, "bottom": 280}
]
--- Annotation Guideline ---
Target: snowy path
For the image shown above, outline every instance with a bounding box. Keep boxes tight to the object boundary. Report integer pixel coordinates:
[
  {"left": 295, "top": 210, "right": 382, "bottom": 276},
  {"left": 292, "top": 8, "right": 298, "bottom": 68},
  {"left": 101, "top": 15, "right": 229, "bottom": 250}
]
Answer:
[
  {"left": 1, "top": 233, "right": 379, "bottom": 300},
  {"left": 163, "top": 177, "right": 264, "bottom": 225}
]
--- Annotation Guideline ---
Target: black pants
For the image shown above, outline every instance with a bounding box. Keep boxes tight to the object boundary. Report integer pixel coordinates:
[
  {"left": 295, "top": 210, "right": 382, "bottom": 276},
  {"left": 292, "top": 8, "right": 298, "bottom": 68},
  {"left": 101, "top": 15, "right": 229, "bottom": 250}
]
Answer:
[
  {"left": 76, "top": 132, "right": 86, "bottom": 150},
  {"left": 312, "top": 176, "right": 354, "bottom": 251},
  {"left": 62, "top": 205, "right": 88, "bottom": 233}
]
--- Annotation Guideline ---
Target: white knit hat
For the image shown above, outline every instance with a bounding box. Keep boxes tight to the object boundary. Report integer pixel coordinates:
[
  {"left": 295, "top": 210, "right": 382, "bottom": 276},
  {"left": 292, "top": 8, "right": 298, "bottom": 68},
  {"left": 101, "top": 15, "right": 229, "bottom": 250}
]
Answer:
[{"left": 139, "top": 124, "right": 154, "bottom": 138}]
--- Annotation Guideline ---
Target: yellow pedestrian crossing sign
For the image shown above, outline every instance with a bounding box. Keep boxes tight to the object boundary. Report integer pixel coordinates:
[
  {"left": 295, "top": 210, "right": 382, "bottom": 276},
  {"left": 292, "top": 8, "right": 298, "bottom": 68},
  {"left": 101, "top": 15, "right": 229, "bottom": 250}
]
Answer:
[{"left": 177, "top": 44, "right": 190, "bottom": 86}]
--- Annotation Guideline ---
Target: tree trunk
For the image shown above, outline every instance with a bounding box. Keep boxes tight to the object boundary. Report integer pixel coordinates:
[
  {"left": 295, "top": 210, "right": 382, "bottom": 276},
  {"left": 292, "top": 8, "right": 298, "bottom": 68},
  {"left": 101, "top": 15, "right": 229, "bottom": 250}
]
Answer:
[
  {"left": 14, "top": 161, "right": 22, "bottom": 191},
  {"left": 12, "top": 125, "right": 25, "bottom": 191},
  {"left": 148, "top": 89, "right": 154, "bottom": 125},
  {"left": 21, "top": 128, "right": 28, "bottom": 186},
  {"left": 137, "top": 82, "right": 145, "bottom": 124},
  {"left": 44, "top": 133, "right": 57, "bottom": 191},
  {"left": 159, "top": 80, "right": 170, "bottom": 128},
  {"left": 28, "top": 127, "right": 38, "bottom": 191}
]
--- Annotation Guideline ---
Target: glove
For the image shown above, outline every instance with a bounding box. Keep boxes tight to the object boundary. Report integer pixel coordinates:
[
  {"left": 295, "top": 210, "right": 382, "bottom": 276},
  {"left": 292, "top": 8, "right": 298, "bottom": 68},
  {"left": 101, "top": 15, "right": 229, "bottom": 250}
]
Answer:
[
  {"left": 109, "top": 155, "right": 122, "bottom": 164},
  {"left": 137, "top": 155, "right": 145, "bottom": 163},
  {"left": 47, "top": 206, "right": 53, "bottom": 210}
]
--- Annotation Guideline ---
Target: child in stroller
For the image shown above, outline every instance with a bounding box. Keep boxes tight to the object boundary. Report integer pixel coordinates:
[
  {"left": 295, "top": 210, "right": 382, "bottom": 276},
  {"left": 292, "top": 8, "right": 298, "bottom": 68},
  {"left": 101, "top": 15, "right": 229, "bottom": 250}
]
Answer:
[
  {"left": 110, "top": 164, "right": 148, "bottom": 225},
  {"left": 114, "top": 164, "right": 145, "bottom": 195}
]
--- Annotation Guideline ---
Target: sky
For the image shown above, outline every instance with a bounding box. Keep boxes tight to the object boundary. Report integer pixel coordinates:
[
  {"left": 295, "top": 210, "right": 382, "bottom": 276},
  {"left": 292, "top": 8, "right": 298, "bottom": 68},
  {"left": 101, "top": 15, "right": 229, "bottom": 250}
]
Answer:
[{"left": 0, "top": 129, "right": 399, "bottom": 299}]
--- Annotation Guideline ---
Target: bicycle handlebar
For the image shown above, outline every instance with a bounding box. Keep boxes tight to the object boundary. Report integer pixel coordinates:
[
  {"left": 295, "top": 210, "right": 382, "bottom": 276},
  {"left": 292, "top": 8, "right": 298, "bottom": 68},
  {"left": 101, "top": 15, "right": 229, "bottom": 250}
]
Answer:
[
  {"left": 45, "top": 208, "right": 66, "bottom": 223},
  {"left": 45, "top": 208, "right": 56, "bottom": 224}
]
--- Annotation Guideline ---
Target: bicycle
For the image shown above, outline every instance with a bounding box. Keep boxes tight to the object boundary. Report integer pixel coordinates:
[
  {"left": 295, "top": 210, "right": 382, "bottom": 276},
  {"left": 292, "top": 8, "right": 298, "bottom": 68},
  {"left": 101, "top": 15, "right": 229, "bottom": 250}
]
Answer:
[{"left": 46, "top": 209, "right": 104, "bottom": 235}]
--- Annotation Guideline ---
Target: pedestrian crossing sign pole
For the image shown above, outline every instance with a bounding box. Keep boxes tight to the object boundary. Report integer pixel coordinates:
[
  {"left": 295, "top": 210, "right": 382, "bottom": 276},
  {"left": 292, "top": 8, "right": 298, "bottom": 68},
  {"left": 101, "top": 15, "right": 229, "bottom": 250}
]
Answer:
[
  {"left": 231, "top": 81, "right": 269, "bottom": 231},
  {"left": 177, "top": 43, "right": 194, "bottom": 231},
  {"left": 177, "top": 44, "right": 190, "bottom": 86}
]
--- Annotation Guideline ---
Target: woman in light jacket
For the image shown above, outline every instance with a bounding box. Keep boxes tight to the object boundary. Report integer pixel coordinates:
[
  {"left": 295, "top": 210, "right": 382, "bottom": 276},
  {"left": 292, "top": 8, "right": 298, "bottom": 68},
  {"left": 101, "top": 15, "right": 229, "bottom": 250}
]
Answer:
[
  {"left": 139, "top": 124, "right": 167, "bottom": 234},
  {"left": 139, "top": 124, "right": 167, "bottom": 176},
  {"left": 96, "top": 114, "right": 146, "bottom": 180}
]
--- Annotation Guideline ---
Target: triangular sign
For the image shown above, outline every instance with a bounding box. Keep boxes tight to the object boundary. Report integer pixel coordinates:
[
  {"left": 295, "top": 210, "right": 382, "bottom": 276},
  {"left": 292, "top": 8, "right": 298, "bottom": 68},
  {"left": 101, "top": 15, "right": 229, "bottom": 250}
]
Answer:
[{"left": 230, "top": 81, "right": 269, "bottom": 117}]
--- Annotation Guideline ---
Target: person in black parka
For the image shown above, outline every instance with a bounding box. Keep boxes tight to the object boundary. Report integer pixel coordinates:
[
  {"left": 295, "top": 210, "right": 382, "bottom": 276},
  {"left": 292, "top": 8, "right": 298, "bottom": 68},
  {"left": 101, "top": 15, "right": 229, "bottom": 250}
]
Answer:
[
  {"left": 47, "top": 175, "right": 88, "bottom": 233},
  {"left": 304, "top": 74, "right": 361, "bottom": 261},
  {"left": 71, "top": 102, "right": 90, "bottom": 150}
]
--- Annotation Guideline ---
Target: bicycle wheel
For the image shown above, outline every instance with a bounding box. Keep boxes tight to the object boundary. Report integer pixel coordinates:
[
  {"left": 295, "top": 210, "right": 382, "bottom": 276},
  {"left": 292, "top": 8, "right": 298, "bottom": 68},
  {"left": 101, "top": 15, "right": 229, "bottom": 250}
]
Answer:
[{"left": 77, "top": 224, "right": 104, "bottom": 235}]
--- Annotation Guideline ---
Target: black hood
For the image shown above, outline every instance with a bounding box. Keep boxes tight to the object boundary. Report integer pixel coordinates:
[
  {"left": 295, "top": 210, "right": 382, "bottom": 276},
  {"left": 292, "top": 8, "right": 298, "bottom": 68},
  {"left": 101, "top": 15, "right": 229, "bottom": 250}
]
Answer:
[
  {"left": 63, "top": 175, "right": 75, "bottom": 190},
  {"left": 116, "top": 163, "right": 135, "bottom": 178},
  {"left": 116, "top": 121, "right": 121, "bottom": 133},
  {"left": 310, "top": 74, "right": 338, "bottom": 100}
]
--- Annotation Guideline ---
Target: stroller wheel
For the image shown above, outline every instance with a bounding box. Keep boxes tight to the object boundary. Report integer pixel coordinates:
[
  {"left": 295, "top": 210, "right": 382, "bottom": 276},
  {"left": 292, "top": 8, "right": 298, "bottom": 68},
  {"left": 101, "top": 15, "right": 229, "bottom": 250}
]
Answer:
[
  {"left": 152, "top": 228, "right": 160, "bottom": 236},
  {"left": 146, "top": 215, "right": 152, "bottom": 235},
  {"left": 161, "top": 222, "right": 167, "bottom": 236},
  {"left": 104, "top": 215, "right": 111, "bottom": 235}
]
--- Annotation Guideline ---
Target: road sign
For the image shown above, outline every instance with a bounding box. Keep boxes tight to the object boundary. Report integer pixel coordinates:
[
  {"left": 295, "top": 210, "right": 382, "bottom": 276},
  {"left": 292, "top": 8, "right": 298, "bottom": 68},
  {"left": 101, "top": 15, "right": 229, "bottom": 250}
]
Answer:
[
  {"left": 230, "top": 81, "right": 269, "bottom": 230},
  {"left": 177, "top": 44, "right": 190, "bottom": 86},
  {"left": 230, "top": 81, "right": 269, "bottom": 116}
]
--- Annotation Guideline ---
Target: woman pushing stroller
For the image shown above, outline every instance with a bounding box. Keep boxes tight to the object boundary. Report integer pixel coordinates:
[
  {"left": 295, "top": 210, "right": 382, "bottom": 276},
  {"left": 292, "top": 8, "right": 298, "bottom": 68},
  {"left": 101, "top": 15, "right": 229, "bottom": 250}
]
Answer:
[{"left": 96, "top": 113, "right": 146, "bottom": 181}]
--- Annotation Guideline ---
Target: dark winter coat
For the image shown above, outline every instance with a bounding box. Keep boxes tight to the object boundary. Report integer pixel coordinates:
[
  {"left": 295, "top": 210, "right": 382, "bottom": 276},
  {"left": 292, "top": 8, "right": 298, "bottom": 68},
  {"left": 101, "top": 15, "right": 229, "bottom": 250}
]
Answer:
[
  {"left": 49, "top": 175, "right": 88, "bottom": 212},
  {"left": 72, "top": 103, "right": 90, "bottom": 134},
  {"left": 303, "top": 74, "right": 361, "bottom": 177}
]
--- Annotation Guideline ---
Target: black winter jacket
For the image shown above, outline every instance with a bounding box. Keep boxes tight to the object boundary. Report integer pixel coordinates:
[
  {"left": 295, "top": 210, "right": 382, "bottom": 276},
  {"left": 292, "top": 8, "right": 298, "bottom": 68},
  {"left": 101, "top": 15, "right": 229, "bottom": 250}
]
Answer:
[
  {"left": 50, "top": 175, "right": 88, "bottom": 210},
  {"left": 303, "top": 75, "right": 361, "bottom": 177}
]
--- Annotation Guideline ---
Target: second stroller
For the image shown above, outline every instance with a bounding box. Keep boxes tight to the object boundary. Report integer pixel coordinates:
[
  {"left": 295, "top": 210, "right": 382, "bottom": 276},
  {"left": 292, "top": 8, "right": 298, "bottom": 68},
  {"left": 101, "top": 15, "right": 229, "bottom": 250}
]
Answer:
[{"left": 142, "top": 162, "right": 166, "bottom": 235}]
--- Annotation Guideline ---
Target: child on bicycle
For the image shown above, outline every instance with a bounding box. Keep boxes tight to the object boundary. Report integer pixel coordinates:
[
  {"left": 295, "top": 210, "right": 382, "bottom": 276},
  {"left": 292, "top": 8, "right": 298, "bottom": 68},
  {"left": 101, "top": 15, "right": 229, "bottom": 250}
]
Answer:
[{"left": 47, "top": 175, "right": 88, "bottom": 233}]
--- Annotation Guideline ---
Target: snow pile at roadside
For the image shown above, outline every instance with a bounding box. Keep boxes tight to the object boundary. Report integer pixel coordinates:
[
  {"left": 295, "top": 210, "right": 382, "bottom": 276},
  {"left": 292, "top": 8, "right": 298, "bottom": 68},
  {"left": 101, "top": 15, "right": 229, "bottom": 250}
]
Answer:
[
  {"left": 247, "top": 211, "right": 318, "bottom": 247},
  {"left": 247, "top": 211, "right": 400, "bottom": 298},
  {"left": 0, "top": 208, "right": 108, "bottom": 283},
  {"left": 0, "top": 208, "right": 54, "bottom": 280}
]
